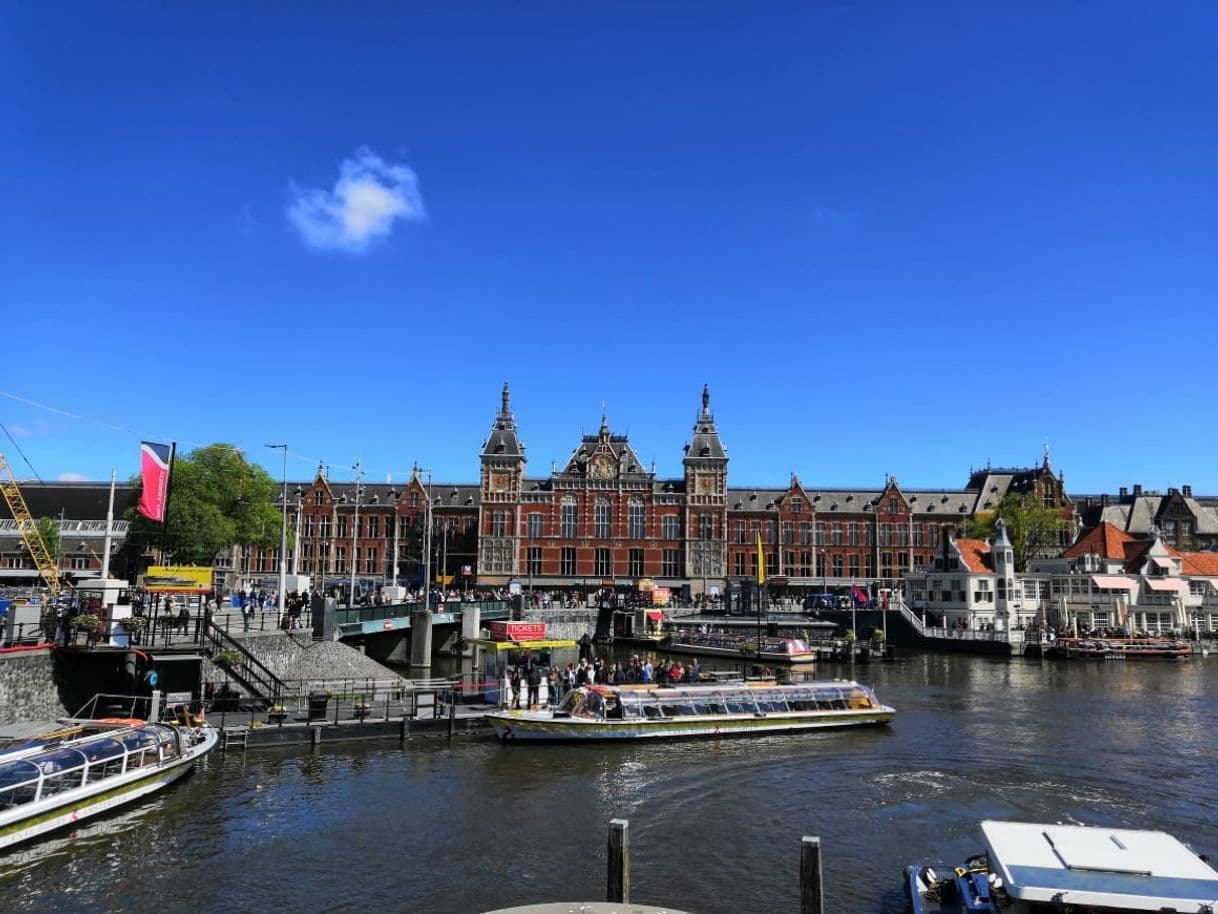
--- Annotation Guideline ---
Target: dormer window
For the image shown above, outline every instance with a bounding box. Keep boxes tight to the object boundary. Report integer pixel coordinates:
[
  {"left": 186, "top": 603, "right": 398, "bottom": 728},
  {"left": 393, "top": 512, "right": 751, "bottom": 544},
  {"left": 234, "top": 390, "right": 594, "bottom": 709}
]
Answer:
[{"left": 790, "top": 497, "right": 802, "bottom": 513}]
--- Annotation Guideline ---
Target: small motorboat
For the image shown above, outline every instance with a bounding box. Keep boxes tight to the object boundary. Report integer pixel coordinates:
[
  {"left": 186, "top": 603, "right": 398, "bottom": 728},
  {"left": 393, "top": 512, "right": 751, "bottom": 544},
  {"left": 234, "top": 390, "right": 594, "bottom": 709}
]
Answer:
[{"left": 906, "top": 854, "right": 1002, "bottom": 913}]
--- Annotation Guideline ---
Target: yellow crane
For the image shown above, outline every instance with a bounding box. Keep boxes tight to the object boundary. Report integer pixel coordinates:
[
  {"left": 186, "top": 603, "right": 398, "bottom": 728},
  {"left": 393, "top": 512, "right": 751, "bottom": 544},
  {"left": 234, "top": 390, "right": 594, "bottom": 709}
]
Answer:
[{"left": 0, "top": 452, "right": 63, "bottom": 597}]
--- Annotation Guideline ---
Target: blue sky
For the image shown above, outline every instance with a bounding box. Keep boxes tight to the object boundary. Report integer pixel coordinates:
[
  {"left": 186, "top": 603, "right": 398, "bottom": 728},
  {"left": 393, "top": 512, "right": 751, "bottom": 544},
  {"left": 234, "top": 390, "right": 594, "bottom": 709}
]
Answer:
[{"left": 3, "top": 3, "right": 1216, "bottom": 494}]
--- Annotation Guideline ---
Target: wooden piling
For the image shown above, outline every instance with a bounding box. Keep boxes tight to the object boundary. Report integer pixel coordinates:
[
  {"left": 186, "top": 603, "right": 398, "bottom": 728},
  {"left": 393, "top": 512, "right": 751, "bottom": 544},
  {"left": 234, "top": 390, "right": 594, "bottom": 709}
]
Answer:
[
  {"left": 800, "top": 835, "right": 824, "bottom": 914},
  {"left": 447, "top": 699, "right": 456, "bottom": 739},
  {"left": 607, "top": 818, "right": 630, "bottom": 903}
]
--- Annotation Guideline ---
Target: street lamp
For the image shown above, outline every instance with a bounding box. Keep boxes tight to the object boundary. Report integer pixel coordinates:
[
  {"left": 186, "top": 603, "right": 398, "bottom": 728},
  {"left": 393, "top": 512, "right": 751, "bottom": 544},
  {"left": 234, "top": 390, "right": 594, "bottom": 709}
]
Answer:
[
  {"left": 387, "top": 488, "right": 399, "bottom": 587},
  {"left": 349, "top": 460, "right": 363, "bottom": 607},
  {"left": 416, "top": 466, "right": 434, "bottom": 611},
  {"left": 265, "top": 444, "right": 288, "bottom": 617}
]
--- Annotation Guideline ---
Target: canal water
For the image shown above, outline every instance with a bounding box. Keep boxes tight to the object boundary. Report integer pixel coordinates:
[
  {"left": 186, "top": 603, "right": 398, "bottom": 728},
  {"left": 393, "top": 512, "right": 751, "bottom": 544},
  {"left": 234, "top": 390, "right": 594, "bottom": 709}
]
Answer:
[{"left": 3, "top": 653, "right": 1216, "bottom": 913}]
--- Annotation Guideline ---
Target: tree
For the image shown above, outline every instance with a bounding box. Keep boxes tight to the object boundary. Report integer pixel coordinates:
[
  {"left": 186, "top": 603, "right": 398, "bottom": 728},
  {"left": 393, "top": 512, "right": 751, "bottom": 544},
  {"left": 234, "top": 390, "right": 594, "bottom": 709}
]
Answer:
[
  {"left": 965, "top": 492, "right": 1070, "bottom": 572},
  {"left": 35, "top": 517, "right": 62, "bottom": 561},
  {"left": 125, "top": 444, "right": 283, "bottom": 566}
]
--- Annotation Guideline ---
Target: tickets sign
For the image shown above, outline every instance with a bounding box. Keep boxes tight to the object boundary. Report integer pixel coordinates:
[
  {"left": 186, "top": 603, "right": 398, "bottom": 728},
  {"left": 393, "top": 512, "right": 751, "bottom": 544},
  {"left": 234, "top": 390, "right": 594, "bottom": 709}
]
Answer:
[{"left": 489, "top": 621, "right": 546, "bottom": 642}]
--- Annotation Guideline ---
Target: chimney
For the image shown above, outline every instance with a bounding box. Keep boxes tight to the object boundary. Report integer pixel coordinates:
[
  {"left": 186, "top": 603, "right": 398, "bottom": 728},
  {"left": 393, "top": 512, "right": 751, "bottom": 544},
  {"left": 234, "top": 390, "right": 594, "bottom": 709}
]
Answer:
[
  {"left": 1133, "top": 484, "right": 1143, "bottom": 497},
  {"left": 1183, "top": 484, "right": 1192, "bottom": 497},
  {"left": 1119, "top": 487, "right": 1128, "bottom": 500},
  {"left": 1101, "top": 494, "right": 1109, "bottom": 507}
]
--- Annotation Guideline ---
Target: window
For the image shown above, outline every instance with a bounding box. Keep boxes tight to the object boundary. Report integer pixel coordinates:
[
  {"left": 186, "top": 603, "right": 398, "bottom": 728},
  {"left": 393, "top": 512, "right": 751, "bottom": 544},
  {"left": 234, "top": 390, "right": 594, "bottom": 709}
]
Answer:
[
  {"left": 832, "top": 555, "right": 843, "bottom": 577},
  {"left": 304, "top": 516, "right": 316, "bottom": 538},
  {"left": 912, "top": 523, "right": 923, "bottom": 547},
  {"left": 528, "top": 513, "right": 544, "bottom": 539},
  {"left": 628, "top": 499, "right": 645, "bottom": 539},
  {"left": 314, "top": 491, "right": 324, "bottom": 506},
  {"left": 629, "top": 548, "right": 644, "bottom": 576},
  {"left": 663, "top": 549, "right": 681, "bottom": 577},
  {"left": 864, "top": 524, "right": 873, "bottom": 546},
  {"left": 336, "top": 547, "right": 346, "bottom": 573},
  {"left": 734, "top": 521, "right": 748, "bottom": 544},
  {"left": 491, "top": 511, "right": 507, "bottom": 537},
  {"left": 815, "top": 522, "right": 825, "bottom": 546},
  {"left": 700, "top": 514, "right": 714, "bottom": 540},
  {"left": 790, "top": 497, "right": 802, "bottom": 513},
  {"left": 879, "top": 523, "right": 890, "bottom": 546},
  {"left": 832, "top": 523, "right": 842, "bottom": 546},
  {"left": 888, "top": 498, "right": 899, "bottom": 514},
  {"left": 321, "top": 516, "right": 331, "bottom": 538},
  {"left": 799, "top": 551, "right": 811, "bottom": 575},
  {"left": 595, "top": 499, "right": 611, "bottom": 538},
  {"left": 849, "top": 555, "right": 859, "bottom": 577},
  {"left": 783, "top": 522, "right": 794, "bottom": 545},
  {"left": 734, "top": 552, "right": 745, "bottom": 576},
  {"left": 864, "top": 555, "right": 874, "bottom": 577},
  {"left": 364, "top": 548, "right": 378, "bottom": 574},
  {"left": 664, "top": 515, "right": 681, "bottom": 541},
  {"left": 561, "top": 547, "right": 576, "bottom": 576},
  {"left": 410, "top": 492, "right": 418, "bottom": 508},
  {"left": 848, "top": 522, "right": 858, "bottom": 546},
  {"left": 929, "top": 526, "right": 939, "bottom": 547},
  {"left": 561, "top": 497, "right": 578, "bottom": 538},
  {"left": 895, "top": 525, "right": 908, "bottom": 546},
  {"left": 799, "top": 522, "right": 811, "bottom": 545},
  {"left": 338, "top": 516, "right": 348, "bottom": 538},
  {"left": 595, "top": 548, "right": 612, "bottom": 576},
  {"left": 527, "top": 547, "right": 542, "bottom": 576}
]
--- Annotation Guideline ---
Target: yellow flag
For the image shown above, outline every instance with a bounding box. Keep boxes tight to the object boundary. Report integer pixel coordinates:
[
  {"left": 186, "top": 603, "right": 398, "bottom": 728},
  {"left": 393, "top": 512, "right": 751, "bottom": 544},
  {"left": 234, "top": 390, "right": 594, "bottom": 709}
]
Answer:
[{"left": 756, "top": 531, "right": 766, "bottom": 585}]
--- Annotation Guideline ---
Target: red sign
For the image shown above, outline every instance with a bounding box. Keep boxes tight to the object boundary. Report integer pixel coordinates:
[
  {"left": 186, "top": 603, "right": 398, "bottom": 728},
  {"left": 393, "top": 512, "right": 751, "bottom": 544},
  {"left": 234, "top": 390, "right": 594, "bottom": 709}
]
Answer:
[{"left": 489, "top": 621, "right": 546, "bottom": 642}]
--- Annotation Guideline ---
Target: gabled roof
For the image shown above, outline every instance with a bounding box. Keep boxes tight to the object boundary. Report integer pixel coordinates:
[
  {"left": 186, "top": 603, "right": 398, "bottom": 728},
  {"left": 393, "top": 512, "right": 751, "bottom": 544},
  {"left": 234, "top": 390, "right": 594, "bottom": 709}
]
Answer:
[{"left": 1064, "top": 522, "right": 1136, "bottom": 561}]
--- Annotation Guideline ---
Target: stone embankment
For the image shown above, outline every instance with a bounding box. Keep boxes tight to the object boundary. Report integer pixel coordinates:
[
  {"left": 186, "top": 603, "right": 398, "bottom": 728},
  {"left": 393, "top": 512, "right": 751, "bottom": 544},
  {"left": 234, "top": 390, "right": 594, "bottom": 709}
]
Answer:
[{"left": 0, "top": 649, "right": 64, "bottom": 723}]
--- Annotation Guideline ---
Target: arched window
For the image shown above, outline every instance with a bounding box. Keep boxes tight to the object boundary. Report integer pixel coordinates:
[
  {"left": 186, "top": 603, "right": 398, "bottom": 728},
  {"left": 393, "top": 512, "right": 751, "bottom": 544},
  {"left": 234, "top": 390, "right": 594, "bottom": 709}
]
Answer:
[
  {"left": 561, "top": 497, "right": 578, "bottom": 538},
  {"left": 628, "top": 498, "right": 645, "bottom": 539},
  {"left": 595, "top": 498, "right": 612, "bottom": 538}
]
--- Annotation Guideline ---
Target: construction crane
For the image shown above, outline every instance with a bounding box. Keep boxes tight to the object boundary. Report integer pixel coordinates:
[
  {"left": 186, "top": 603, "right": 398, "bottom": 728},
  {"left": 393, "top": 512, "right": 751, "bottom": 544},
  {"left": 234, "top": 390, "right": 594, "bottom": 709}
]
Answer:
[{"left": 0, "top": 451, "right": 64, "bottom": 597}]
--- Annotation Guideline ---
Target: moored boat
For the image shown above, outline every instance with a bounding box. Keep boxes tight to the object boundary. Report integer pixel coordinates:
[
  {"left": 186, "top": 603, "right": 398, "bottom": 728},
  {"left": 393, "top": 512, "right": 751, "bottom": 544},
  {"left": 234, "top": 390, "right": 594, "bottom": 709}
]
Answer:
[
  {"left": 0, "top": 714, "right": 217, "bottom": 852},
  {"left": 905, "top": 820, "right": 1218, "bottom": 913},
  {"left": 663, "top": 631, "right": 818, "bottom": 664},
  {"left": 1052, "top": 637, "right": 1191, "bottom": 661},
  {"left": 487, "top": 679, "right": 894, "bottom": 742}
]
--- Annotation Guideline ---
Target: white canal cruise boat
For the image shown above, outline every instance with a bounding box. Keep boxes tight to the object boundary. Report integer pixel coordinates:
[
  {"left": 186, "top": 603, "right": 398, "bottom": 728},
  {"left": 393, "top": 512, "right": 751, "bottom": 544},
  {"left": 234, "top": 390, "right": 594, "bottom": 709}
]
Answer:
[
  {"left": 0, "top": 715, "right": 217, "bottom": 851},
  {"left": 487, "top": 679, "right": 894, "bottom": 742}
]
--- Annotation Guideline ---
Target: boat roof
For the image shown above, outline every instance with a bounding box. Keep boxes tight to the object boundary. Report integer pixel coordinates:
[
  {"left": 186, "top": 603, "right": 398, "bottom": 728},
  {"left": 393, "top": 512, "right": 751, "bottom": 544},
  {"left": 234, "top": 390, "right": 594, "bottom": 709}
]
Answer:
[{"left": 981, "top": 820, "right": 1218, "bottom": 911}]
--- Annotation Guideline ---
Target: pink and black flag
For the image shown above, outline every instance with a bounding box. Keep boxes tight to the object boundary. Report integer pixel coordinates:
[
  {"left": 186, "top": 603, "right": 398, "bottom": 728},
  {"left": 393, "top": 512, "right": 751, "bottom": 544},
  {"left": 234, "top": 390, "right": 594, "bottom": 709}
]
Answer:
[
  {"left": 852, "top": 585, "right": 869, "bottom": 605},
  {"left": 137, "top": 441, "right": 173, "bottom": 522}
]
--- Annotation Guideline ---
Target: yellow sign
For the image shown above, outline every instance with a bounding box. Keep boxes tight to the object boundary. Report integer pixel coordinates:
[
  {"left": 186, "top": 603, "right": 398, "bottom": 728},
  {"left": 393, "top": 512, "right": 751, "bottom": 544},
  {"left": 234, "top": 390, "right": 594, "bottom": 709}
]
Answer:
[{"left": 143, "top": 566, "right": 214, "bottom": 593}]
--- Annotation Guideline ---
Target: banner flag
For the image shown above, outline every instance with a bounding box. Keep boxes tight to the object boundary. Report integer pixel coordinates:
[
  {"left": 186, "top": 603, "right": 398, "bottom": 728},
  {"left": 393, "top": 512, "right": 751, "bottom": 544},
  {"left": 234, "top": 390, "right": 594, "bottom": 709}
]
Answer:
[
  {"left": 852, "top": 585, "right": 869, "bottom": 605},
  {"left": 137, "top": 441, "right": 173, "bottom": 522},
  {"left": 755, "top": 531, "right": 766, "bottom": 585}
]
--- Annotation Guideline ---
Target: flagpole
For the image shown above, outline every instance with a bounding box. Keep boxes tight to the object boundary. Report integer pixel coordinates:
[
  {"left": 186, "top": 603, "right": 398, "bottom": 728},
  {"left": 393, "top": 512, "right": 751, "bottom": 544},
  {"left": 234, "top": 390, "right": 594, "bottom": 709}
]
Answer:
[
  {"left": 160, "top": 443, "right": 177, "bottom": 564},
  {"left": 101, "top": 470, "right": 116, "bottom": 579}
]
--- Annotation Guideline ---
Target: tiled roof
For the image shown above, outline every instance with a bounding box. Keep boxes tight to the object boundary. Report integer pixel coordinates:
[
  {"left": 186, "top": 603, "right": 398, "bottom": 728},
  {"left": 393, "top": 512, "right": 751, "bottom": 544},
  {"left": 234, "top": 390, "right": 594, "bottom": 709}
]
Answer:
[
  {"left": 1064, "top": 522, "right": 1136, "bottom": 560},
  {"left": 1180, "top": 552, "right": 1218, "bottom": 576},
  {"left": 955, "top": 538, "right": 992, "bottom": 573}
]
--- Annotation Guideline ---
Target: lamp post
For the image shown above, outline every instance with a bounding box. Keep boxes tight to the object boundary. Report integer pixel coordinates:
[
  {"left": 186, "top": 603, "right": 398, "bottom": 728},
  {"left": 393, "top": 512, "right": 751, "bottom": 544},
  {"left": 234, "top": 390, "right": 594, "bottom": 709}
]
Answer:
[
  {"left": 418, "top": 467, "right": 433, "bottom": 611},
  {"left": 265, "top": 445, "right": 288, "bottom": 618},
  {"left": 388, "top": 489, "right": 399, "bottom": 587},
  {"left": 349, "top": 460, "right": 363, "bottom": 607}
]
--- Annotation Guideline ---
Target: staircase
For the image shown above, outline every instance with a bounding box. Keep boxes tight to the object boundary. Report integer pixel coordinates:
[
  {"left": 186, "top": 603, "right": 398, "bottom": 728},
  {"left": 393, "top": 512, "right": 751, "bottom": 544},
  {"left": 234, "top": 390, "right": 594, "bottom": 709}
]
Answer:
[{"left": 202, "top": 621, "right": 287, "bottom": 706}]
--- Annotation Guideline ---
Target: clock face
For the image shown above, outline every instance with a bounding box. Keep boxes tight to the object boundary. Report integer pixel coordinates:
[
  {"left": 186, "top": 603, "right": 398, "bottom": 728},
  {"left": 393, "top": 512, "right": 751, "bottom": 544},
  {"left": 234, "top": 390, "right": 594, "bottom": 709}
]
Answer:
[
  {"left": 698, "top": 475, "right": 714, "bottom": 493},
  {"left": 490, "top": 472, "right": 509, "bottom": 492},
  {"left": 593, "top": 455, "right": 614, "bottom": 479}
]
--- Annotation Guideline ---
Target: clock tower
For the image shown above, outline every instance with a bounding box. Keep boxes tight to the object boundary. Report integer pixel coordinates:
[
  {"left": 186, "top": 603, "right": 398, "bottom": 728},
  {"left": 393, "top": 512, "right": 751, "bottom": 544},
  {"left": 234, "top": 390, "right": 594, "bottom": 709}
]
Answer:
[
  {"left": 478, "top": 382, "right": 526, "bottom": 582},
  {"left": 682, "top": 385, "right": 728, "bottom": 593}
]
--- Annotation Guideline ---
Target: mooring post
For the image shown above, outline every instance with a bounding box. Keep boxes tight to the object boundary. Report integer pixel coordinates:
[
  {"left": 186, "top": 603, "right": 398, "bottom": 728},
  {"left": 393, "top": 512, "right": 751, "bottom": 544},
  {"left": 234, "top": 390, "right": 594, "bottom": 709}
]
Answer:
[
  {"left": 800, "top": 835, "right": 824, "bottom": 914},
  {"left": 607, "top": 818, "right": 630, "bottom": 903},
  {"left": 447, "top": 697, "right": 456, "bottom": 739}
]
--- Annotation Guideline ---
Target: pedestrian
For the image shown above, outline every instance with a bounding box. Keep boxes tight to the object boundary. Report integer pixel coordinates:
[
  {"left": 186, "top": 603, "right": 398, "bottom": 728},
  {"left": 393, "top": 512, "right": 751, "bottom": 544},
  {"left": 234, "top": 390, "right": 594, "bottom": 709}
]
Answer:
[
  {"left": 526, "top": 662, "right": 541, "bottom": 709},
  {"left": 509, "top": 667, "right": 522, "bottom": 709}
]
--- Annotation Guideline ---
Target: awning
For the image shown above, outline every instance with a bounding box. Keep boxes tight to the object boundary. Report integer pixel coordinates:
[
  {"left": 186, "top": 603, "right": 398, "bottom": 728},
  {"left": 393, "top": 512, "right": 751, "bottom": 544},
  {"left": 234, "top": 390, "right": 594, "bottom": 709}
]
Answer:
[
  {"left": 468, "top": 638, "right": 578, "bottom": 653},
  {"left": 1091, "top": 575, "right": 1136, "bottom": 590},
  {"left": 645, "top": 611, "right": 664, "bottom": 621},
  {"left": 1151, "top": 555, "right": 1177, "bottom": 568},
  {"left": 1143, "top": 578, "right": 1189, "bottom": 593}
]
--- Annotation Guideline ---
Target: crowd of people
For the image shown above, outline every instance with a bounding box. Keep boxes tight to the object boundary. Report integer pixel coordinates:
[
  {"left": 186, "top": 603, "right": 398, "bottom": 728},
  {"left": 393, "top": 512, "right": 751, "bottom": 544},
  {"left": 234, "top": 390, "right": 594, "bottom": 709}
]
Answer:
[{"left": 504, "top": 652, "right": 704, "bottom": 709}]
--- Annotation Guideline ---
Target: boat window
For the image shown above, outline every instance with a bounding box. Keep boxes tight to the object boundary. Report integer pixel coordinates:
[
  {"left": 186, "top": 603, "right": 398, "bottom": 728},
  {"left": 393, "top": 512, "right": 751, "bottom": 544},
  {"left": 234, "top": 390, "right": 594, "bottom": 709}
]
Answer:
[
  {"left": 0, "top": 759, "right": 41, "bottom": 808},
  {"left": 723, "top": 691, "right": 754, "bottom": 714},
  {"left": 81, "top": 738, "right": 126, "bottom": 765},
  {"left": 618, "top": 693, "right": 644, "bottom": 719},
  {"left": 643, "top": 703, "right": 664, "bottom": 719},
  {"left": 582, "top": 691, "right": 605, "bottom": 718},
  {"left": 756, "top": 691, "right": 788, "bottom": 712},
  {"left": 119, "top": 731, "right": 158, "bottom": 752},
  {"left": 558, "top": 690, "right": 585, "bottom": 714},
  {"left": 34, "top": 748, "right": 87, "bottom": 776}
]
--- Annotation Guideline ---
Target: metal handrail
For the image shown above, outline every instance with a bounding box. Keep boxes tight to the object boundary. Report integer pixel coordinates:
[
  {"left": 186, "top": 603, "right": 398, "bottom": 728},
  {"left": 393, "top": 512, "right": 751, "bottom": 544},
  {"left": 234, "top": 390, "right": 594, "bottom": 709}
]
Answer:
[{"left": 203, "top": 620, "right": 286, "bottom": 704}]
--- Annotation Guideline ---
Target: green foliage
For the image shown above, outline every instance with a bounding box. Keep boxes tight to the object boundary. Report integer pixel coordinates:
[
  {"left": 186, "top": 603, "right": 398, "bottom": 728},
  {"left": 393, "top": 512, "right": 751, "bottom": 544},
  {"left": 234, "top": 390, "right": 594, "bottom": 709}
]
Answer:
[
  {"left": 965, "top": 493, "right": 1070, "bottom": 572},
  {"left": 35, "top": 517, "right": 62, "bottom": 560},
  {"left": 125, "top": 443, "right": 282, "bottom": 565},
  {"left": 71, "top": 613, "right": 100, "bottom": 633},
  {"left": 212, "top": 649, "right": 242, "bottom": 668}
]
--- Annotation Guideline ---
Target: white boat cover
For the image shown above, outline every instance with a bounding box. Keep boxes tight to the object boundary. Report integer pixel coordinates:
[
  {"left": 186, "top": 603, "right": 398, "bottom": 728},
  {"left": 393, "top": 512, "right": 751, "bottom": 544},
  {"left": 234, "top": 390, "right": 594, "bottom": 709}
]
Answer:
[{"left": 981, "top": 820, "right": 1218, "bottom": 911}]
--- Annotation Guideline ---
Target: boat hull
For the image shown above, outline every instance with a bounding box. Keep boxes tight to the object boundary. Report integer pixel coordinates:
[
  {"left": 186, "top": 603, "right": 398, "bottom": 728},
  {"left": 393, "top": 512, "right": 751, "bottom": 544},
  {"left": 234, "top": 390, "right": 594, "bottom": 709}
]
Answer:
[
  {"left": 0, "top": 727, "right": 217, "bottom": 852},
  {"left": 488, "top": 708, "right": 894, "bottom": 742},
  {"left": 662, "top": 641, "right": 818, "bottom": 665}
]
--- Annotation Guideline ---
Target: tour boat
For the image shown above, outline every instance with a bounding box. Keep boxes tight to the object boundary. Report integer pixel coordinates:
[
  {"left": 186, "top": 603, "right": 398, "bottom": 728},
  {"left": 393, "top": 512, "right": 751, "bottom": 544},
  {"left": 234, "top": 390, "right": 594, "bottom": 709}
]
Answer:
[
  {"left": 662, "top": 632, "right": 818, "bottom": 664},
  {"left": 905, "top": 820, "right": 1218, "bottom": 913},
  {"left": 487, "top": 680, "right": 894, "bottom": 742},
  {"left": 0, "top": 716, "right": 217, "bottom": 851},
  {"left": 1052, "top": 637, "right": 1191, "bottom": 661}
]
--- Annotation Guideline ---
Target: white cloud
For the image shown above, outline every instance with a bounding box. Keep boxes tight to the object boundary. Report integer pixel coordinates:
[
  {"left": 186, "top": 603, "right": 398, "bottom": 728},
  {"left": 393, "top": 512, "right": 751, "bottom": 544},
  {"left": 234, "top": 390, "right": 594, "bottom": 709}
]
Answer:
[
  {"left": 58, "top": 472, "right": 89, "bottom": 482},
  {"left": 287, "top": 148, "right": 425, "bottom": 253},
  {"left": 8, "top": 424, "right": 31, "bottom": 437}
]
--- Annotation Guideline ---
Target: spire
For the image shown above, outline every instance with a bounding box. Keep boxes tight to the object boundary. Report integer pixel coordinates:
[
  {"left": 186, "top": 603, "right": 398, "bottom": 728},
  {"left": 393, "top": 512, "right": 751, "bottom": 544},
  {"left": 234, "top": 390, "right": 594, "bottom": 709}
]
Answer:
[
  {"left": 599, "top": 403, "right": 610, "bottom": 440},
  {"left": 1043, "top": 441, "right": 1052, "bottom": 470},
  {"left": 684, "top": 385, "right": 727, "bottom": 467},
  {"left": 501, "top": 381, "right": 511, "bottom": 418},
  {"left": 701, "top": 383, "right": 710, "bottom": 416},
  {"left": 993, "top": 517, "right": 1012, "bottom": 549},
  {"left": 481, "top": 384, "right": 525, "bottom": 462}
]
